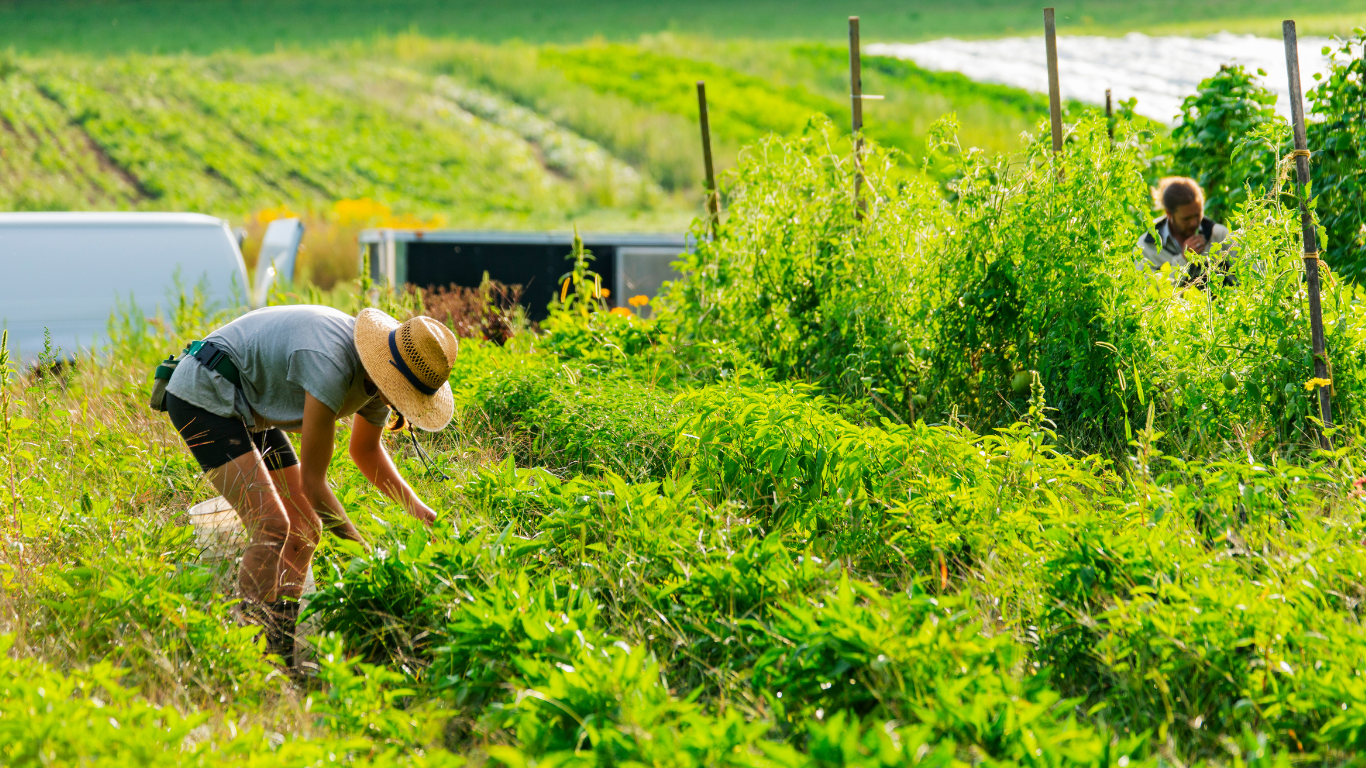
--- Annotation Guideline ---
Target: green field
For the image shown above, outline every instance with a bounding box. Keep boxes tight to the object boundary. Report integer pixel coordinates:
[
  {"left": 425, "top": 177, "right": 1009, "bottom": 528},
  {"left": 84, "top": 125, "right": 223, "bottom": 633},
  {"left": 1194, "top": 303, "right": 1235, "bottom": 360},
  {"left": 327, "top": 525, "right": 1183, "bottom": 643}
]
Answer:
[
  {"left": 0, "top": 34, "right": 1064, "bottom": 284},
  {"left": 8, "top": 109, "right": 1366, "bottom": 764},
  {"left": 7, "top": 6, "right": 1366, "bottom": 765},
  {"left": 2, "top": 0, "right": 1366, "bottom": 53}
]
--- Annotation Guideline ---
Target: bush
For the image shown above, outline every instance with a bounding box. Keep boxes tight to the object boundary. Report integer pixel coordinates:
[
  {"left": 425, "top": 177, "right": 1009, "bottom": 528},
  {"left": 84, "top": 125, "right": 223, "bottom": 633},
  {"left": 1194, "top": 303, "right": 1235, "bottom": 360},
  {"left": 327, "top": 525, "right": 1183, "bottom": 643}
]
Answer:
[
  {"left": 1173, "top": 34, "right": 1366, "bottom": 282},
  {"left": 666, "top": 109, "right": 1366, "bottom": 457},
  {"left": 1170, "top": 64, "right": 1281, "bottom": 222},
  {"left": 1306, "top": 31, "right": 1366, "bottom": 282}
]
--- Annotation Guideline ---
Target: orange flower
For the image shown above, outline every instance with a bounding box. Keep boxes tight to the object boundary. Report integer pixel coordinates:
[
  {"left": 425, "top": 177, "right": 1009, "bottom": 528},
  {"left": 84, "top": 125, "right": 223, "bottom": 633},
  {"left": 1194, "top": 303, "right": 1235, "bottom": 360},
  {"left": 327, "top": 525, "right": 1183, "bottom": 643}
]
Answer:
[
  {"left": 610, "top": 307, "right": 633, "bottom": 317},
  {"left": 628, "top": 294, "right": 650, "bottom": 308}
]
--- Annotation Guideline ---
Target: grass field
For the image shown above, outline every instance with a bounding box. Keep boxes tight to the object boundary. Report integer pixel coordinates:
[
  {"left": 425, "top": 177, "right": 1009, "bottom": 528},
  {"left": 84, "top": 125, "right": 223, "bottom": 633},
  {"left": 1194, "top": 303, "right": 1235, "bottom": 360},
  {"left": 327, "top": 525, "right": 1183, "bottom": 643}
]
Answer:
[{"left": 1, "top": 0, "right": 1365, "bottom": 54}]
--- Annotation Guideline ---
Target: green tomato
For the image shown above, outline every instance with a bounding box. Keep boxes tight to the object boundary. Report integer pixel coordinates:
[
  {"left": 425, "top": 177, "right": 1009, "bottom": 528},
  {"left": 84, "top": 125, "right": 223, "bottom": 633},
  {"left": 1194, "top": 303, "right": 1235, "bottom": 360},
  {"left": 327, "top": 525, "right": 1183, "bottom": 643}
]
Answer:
[
  {"left": 890, "top": 341, "right": 910, "bottom": 357},
  {"left": 1284, "top": 382, "right": 1298, "bottom": 398},
  {"left": 1222, "top": 372, "right": 1238, "bottom": 391},
  {"left": 911, "top": 394, "right": 928, "bottom": 409},
  {"left": 1010, "top": 370, "right": 1032, "bottom": 394},
  {"left": 1277, "top": 337, "right": 1294, "bottom": 357}
]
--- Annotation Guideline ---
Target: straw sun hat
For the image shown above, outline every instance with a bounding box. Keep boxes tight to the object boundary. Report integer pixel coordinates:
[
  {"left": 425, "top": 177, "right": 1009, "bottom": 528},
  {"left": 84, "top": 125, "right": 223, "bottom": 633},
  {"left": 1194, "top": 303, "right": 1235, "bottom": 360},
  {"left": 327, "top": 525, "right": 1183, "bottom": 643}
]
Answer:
[{"left": 354, "top": 309, "right": 458, "bottom": 432}]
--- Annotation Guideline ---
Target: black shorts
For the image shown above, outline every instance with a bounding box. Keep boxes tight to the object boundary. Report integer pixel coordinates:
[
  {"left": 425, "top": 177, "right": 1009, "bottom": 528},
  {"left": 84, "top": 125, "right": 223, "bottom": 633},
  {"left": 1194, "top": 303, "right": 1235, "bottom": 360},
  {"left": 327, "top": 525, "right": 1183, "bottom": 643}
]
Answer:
[{"left": 166, "top": 392, "right": 299, "bottom": 472}]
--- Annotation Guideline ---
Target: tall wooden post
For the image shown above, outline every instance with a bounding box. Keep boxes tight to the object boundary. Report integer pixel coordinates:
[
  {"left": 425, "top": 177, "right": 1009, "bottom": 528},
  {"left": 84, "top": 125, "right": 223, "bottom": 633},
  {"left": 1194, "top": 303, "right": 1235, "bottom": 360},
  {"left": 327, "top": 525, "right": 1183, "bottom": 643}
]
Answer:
[
  {"left": 1283, "top": 20, "right": 1334, "bottom": 448},
  {"left": 696, "top": 81, "right": 720, "bottom": 236},
  {"left": 1105, "top": 88, "right": 1113, "bottom": 142},
  {"left": 849, "top": 16, "right": 865, "bottom": 216},
  {"left": 1043, "top": 8, "right": 1063, "bottom": 155}
]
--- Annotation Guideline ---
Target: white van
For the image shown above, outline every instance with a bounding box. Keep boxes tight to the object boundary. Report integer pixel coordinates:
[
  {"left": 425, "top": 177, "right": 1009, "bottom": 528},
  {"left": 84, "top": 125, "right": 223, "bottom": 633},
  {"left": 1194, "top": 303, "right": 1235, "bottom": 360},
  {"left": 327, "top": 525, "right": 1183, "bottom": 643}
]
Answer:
[{"left": 0, "top": 212, "right": 250, "bottom": 363}]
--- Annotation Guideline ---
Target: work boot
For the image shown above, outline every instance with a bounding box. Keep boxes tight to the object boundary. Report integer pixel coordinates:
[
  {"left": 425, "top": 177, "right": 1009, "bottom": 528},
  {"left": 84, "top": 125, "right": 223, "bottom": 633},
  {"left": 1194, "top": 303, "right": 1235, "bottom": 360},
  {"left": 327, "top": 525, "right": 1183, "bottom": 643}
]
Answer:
[
  {"left": 270, "top": 599, "right": 300, "bottom": 669},
  {"left": 238, "top": 599, "right": 291, "bottom": 664}
]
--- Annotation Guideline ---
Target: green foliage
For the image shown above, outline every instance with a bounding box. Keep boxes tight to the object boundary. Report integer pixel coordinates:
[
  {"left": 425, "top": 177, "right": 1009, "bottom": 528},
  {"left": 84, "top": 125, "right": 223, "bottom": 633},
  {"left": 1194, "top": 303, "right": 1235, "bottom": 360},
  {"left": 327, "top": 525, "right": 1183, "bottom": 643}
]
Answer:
[
  {"left": 1306, "top": 31, "right": 1366, "bottom": 282},
  {"left": 1172, "top": 36, "right": 1366, "bottom": 283},
  {"left": 0, "top": 633, "right": 466, "bottom": 765},
  {"left": 312, "top": 633, "right": 454, "bottom": 753},
  {"left": 1170, "top": 64, "right": 1281, "bottom": 221},
  {"left": 0, "top": 634, "right": 209, "bottom": 767},
  {"left": 455, "top": 344, "right": 683, "bottom": 481},
  {"left": 927, "top": 116, "right": 1154, "bottom": 451},
  {"left": 666, "top": 109, "right": 1366, "bottom": 457},
  {"left": 23, "top": 56, "right": 576, "bottom": 219},
  {"left": 663, "top": 117, "right": 942, "bottom": 416},
  {"left": 31, "top": 546, "right": 273, "bottom": 701},
  {"left": 543, "top": 44, "right": 844, "bottom": 146},
  {"left": 16, "top": 39, "right": 1366, "bottom": 767},
  {"left": 1030, "top": 457, "right": 1366, "bottom": 759}
]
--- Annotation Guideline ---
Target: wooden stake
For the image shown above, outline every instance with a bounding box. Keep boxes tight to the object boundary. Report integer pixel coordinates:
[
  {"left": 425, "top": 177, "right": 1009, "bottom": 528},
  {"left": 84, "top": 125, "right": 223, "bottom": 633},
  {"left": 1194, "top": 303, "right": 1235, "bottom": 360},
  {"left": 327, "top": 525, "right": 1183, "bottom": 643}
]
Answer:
[
  {"left": 1105, "top": 88, "right": 1113, "bottom": 142},
  {"left": 1283, "top": 19, "right": 1334, "bottom": 448},
  {"left": 1043, "top": 8, "right": 1063, "bottom": 155},
  {"left": 850, "top": 16, "right": 865, "bottom": 216},
  {"left": 696, "top": 81, "right": 720, "bottom": 235}
]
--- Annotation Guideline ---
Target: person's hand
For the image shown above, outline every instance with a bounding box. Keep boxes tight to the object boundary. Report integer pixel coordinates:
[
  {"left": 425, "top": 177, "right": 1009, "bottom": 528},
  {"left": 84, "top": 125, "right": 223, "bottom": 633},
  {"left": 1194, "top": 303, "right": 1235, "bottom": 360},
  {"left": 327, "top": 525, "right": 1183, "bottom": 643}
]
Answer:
[
  {"left": 1183, "top": 233, "right": 1208, "bottom": 254},
  {"left": 411, "top": 501, "right": 438, "bottom": 527}
]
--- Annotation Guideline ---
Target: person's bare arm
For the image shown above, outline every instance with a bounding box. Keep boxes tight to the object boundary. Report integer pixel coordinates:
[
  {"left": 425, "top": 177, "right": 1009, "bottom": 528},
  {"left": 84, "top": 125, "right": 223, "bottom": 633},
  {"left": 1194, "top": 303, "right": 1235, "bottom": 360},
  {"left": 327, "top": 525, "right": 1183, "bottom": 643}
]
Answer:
[
  {"left": 300, "top": 392, "right": 365, "bottom": 543},
  {"left": 348, "top": 415, "right": 438, "bottom": 526}
]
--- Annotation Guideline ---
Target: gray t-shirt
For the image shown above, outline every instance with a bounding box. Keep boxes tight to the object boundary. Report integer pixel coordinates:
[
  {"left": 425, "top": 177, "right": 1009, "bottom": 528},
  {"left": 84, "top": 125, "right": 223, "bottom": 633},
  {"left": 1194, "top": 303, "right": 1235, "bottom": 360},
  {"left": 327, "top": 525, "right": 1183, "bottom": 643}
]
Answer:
[{"left": 166, "top": 305, "right": 390, "bottom": 432}]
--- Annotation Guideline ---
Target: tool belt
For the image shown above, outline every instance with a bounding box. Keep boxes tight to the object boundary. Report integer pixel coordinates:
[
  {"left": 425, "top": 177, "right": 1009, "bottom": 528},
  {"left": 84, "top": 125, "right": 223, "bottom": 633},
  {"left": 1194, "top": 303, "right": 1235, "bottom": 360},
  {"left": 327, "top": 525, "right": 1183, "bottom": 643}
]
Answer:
[{"left": 148, "top": 340, "right": 242, "bottom": 411}]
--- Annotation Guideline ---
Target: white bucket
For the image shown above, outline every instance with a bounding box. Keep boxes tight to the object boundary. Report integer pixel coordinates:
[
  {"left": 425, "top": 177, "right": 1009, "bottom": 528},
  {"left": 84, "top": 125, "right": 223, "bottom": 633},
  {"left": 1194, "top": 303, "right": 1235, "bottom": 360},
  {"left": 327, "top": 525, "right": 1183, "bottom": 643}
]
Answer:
[
  {"left": 187, "top": 495, "right": 245, "bottom": 562},
  {"left": 186, "top": 495, "right": 321, "bottom": 661}
]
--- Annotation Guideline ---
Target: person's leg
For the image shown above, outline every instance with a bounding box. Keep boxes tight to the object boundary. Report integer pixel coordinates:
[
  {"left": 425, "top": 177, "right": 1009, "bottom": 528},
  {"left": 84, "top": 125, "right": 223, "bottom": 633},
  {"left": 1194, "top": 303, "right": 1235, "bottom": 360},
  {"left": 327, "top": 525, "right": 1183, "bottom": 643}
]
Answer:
[
  {"left": 204, "top": 452, "right": 292, "bottom": 602},
  {"left": 252, "top": 428, "right": 321, "bottom": 600},
  {"left": 166, "top": 394, "right": 291, "bottom": 603}
]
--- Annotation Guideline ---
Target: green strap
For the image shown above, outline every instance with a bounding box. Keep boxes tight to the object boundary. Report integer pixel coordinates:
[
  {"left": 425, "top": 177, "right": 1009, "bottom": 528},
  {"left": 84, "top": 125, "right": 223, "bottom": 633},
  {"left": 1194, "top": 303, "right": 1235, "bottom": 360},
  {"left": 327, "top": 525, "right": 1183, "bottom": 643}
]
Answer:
[{"left": 187, "top": 340, "right": 243, "bottom": 389}]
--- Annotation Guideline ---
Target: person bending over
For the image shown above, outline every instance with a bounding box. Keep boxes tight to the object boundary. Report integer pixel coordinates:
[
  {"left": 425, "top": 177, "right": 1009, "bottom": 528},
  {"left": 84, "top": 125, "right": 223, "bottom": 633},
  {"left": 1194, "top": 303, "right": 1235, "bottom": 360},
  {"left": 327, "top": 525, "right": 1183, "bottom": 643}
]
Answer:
[
  {"left": 163, "top": 305, "right": 457, "bottom": 664},
  {"left": 1138, "top": 176, "right": 1234, "bottom": 287}
]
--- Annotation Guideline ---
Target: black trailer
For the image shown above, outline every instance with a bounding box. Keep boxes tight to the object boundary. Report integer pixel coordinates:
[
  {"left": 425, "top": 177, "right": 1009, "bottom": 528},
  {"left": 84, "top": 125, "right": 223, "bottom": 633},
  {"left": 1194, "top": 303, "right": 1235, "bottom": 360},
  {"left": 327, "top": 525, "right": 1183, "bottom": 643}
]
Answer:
[{"left": 359, "top": 229, "right": 689, "bottom": 321}]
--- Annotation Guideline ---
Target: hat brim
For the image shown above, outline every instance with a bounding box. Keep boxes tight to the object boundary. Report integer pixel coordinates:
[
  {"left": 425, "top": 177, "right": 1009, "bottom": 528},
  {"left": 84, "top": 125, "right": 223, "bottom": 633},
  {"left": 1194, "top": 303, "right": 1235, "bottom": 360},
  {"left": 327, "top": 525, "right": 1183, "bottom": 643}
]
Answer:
[{"left": 354, "top": 308, "right": 455, "bottom": 432}]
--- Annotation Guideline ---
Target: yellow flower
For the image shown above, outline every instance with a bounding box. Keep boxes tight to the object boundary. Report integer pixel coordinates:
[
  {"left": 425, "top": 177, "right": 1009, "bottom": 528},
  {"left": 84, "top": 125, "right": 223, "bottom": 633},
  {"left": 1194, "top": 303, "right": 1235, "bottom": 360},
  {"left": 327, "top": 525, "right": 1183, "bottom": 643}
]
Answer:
[
  {"left": 332, "top": 197, "right": 391, "bottom": 226},
  {"left": 628, "top": 294, "right": 650, "bottom": 308},
  {"left": 1305, "top": 377, "right": 1333, "bottom": 392},
  {"left": 253, "top": 204, "right": 299, "bottom": 226},
  {"left": 332, "top": 198, "right": 447, "bottom": 229}
]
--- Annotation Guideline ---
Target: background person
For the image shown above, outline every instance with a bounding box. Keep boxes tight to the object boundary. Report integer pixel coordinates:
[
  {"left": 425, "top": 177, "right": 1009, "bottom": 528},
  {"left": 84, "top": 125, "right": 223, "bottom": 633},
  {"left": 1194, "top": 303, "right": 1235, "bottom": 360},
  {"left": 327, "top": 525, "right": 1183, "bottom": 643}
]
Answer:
[
  {"left": 163, "top": 305, "right": 457, "bottom": 666},
  {"left": 1138, "top": 176, "right": 1233, "bottom": 286}
]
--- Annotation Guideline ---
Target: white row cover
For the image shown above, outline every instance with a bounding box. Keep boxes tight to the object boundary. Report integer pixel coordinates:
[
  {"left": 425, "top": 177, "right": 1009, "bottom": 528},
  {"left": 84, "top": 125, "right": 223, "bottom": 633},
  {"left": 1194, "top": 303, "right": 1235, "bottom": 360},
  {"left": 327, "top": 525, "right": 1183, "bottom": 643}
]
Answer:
[{"left": 869, "top": 32, "right": 1338, "bottom": 123}]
